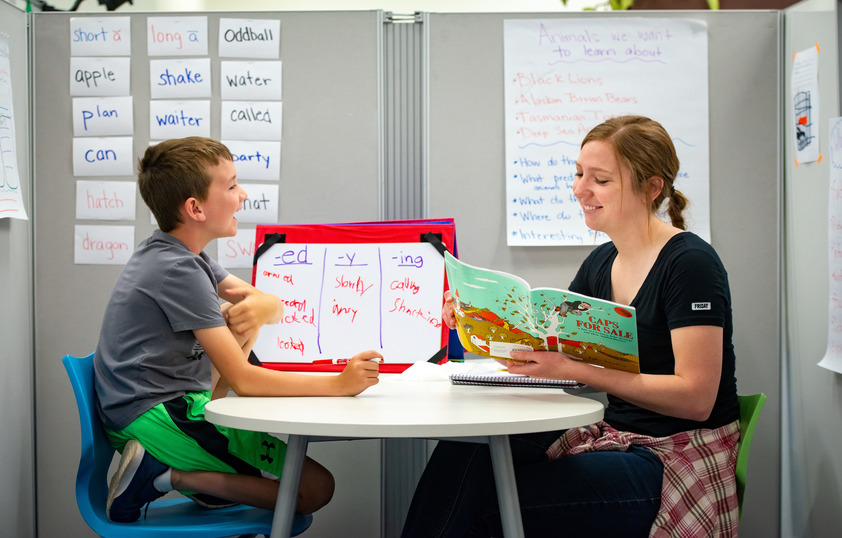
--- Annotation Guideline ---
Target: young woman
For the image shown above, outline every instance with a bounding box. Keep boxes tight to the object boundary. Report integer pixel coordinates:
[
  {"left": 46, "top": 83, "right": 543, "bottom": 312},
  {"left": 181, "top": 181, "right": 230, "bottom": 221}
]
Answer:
[{"left": 401, "top": 116, "right": 740, "bottom": 537}]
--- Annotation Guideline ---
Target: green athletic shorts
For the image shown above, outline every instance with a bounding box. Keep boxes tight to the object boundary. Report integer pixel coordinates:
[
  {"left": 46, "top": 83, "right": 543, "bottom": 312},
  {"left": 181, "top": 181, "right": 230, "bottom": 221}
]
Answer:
[{"left": 105, "top": 391, "right": 287, "bottom": 486}]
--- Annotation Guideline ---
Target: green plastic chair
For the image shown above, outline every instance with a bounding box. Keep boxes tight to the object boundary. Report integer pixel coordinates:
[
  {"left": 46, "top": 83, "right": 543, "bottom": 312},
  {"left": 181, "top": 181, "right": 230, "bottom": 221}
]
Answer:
[{"left": 736, "top": 393, "right": 766, "bottom": 521}]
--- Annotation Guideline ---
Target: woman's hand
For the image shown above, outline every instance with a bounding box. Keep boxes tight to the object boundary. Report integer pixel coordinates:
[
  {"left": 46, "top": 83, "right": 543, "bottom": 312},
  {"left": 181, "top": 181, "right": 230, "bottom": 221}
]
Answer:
[{"left": 442, "top": 290, "right": 457, "bottom": 330}]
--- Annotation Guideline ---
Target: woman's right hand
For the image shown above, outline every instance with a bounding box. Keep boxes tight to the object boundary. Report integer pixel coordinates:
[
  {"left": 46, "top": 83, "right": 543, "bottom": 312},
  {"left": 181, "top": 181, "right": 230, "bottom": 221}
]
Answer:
[{"left": 442, "top": 290, "right": 457, "bottom": 330}]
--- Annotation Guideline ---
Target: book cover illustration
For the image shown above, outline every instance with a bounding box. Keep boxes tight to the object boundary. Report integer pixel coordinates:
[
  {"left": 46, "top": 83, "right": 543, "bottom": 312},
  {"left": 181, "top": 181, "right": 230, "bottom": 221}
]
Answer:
[{"left": 444, "top": 252, "right": 640, "bottom": 374}]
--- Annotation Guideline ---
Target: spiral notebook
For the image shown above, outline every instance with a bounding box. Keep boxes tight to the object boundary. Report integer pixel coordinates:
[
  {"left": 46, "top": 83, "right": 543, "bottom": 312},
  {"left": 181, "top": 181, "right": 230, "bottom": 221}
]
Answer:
[{"left": 449, "top": 370, "right": 585, "bottom": 389}]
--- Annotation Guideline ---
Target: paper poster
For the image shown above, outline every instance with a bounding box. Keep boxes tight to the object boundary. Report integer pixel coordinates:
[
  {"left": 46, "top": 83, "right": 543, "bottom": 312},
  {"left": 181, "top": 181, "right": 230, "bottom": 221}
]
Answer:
[
  {"left": 74, "top": 224, "right": 134, "bottom": 265},
  {"left": 147, "top": 16, "right": 208, "bottom": 56},
  {"left": 220, "top": 61, "right": 282, "bottom": 101},
  {"left": 72, "top": 136, "right": 134, "bottom": 177},
  {"left": 0, "top": 33, "right": 26, "bottom": 220},
  {"left": 149, "top": 100, "right": 210, "bottom": 139},
  {"left": 76, "top": 180, "right": 136, "bottom": 220},
  {"left": 217, "top": 227, "right": 256, "bottom": 269},
  {"left": 792, "top": 44, "right": 821, "bottom": 166},
  {"left": 218, "top": 18, "right": 280, "bottom": 59},
  {"left": 72, "top": 96, "right": 133, "bottom": 137},
  {"left": 70, "top": 56, "right": 131, "bottom": 96},
  {"left": 251, "top": 241, "right": 445, "bottom": 364},
  {"left": 819, "top": 117, "right": 842, "bottom": 373},
  {"left": 150, "top": 58, "right": 211, "bottom": 99},
  {"left": 236, "top": 183, "right": 279, "bottom": 224},
  {"left": 221, "top": 101, "right": 282, "bottom": 141},
  {"left": 70, "top": 17, "right": 131, "bottom": 56},
  {"left": 503, "top": 18, "right": 710, "bottom": 246},
  {"left": 224, "top": 139, "right": 281, "bottom": 180}
]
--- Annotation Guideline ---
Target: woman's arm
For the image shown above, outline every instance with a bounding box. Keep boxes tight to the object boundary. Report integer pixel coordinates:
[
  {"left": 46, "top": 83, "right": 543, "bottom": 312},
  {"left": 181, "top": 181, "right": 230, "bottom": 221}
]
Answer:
[{"left": 509, "top": 324, "right": 723, "bottom": 421}]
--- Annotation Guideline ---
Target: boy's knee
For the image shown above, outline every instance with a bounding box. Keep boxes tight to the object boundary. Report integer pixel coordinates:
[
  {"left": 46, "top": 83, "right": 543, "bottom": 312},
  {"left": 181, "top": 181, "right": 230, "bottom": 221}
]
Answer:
[{"left": 297, "top": 462, "right": 335, "bottom": 514}]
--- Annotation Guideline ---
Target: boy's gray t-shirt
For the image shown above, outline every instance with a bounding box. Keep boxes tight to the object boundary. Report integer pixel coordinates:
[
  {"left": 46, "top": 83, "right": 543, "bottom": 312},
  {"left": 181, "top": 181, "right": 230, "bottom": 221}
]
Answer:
[{"left": 95, "top": 230, "right": 229, "bottom": 430}]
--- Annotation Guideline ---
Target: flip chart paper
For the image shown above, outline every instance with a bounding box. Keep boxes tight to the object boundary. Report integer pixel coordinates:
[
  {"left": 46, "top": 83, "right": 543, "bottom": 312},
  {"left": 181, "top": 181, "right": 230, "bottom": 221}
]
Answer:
[
  {"left": 70, "top": 17, "right": 131, "bottom": 56},
  {"left": 149, "top": 100, "right": 210, "bottom": 139},
  {"left": 252, "top": 242, "right": 445, "bottom": 364},
  {"left": 0, "top": 33, "right": 26, "bottom": 220},
  {"left": 70, "top": 56, "right": 131, "bottom": 97},
  {"left": 819, "top": 117, "right": 842, "bottom": 373},
  {"left": 150, "top": 58, "right": 211, "bottom": 99},
  {"left": 74, "top": 224, "right": 134, "bottom": 265},
  {"left": 218, "top": 18, "right": 280, "bottom": 59},
  {"left": 504, "top": 18, "right": 710, "bottom": 246},
  {"left": 224, "top": 139, "right": 280, "bottom": 180},
  {"left": 147, "top": 16, "right": 208, "bottom": 57},
  {"left": 76, "top": 180, "right": 136, "bottom": 220},
  {"left": 72, "top": 136, "right": 134, "bottom": 177},
  {"left": 220, "top": 61, "right": 282, "bottom": 100},
  {"left": 237, "top": 183, "right": 279, "bottom": 224},
  {"left": 221, "top": 101, "right": 282, "bottom": 141},
  {"left": 72, "top": 96, "right": 133, "bottom": 137},
  {"left": 217, "top": 227, "right": 256, "bottom": 269}
]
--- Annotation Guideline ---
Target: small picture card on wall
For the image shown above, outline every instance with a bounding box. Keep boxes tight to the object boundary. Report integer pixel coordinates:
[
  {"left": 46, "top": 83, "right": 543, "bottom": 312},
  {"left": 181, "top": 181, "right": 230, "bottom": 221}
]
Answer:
[
  {"left": 70, "top": 57, "right": 131, "bottom": 96},
  {"left": 220, "top": 101, "right": 282, "bottom": 141},
  {"left": 72, "top": 136, "right": 134, "bottom": 177},
  {"left": 70, "top": 17, "right": 131, "bottom": 56},
  {"left": 76, "top": 180, "right": 137, "bottom": 220},
  {"left": 218, "top": 18, "right": 280, "bottom": 59},
  {"left": 223, "top": 140, "right": 281, "bottom": 181},
  {"left": 147, "top": 16, "right": 209, "bottom": 56},
  {"left": 220, "top": 61, "right": 282, "bottom": 101},
  {"left": 74, "top": 224, "right": 134, "bottom": 265},
  {"left": 72, "top": 96, "right": 134, "bottom": 137},
  {"left": 217, "top": 227, "right": 257, "bottom": 269},
  {"left": 150, "top": 58, "right": 212, "bottom": 99},
  {"left": 236, "top": 183, "right": 279, "bottom": 224},
  {"left": 149, "top": 100, "right": 211, "bottom": 139}
]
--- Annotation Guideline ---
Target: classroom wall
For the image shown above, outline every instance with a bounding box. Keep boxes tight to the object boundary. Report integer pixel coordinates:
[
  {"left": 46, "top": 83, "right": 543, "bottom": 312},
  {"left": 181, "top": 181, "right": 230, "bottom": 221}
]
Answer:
[
  {"left": 0, "top": 2, "right": 36, "bottom": 537},
  {"left": 30, "top": 11, "right": 384, "bottom": 537},
  {"left": 425, "top": 10, "right": 782, "bottom": 538},
  {"left": 782, "top": 1, "right": 842, "bottom": 536}
]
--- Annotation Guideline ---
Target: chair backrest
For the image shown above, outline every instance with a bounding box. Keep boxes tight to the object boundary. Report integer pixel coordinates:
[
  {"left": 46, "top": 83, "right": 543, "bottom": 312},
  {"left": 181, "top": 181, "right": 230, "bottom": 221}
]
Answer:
[
  {"left": 736, "top": 393, "right": 766, "bottom": 520},
  {"left": 62, "top": 352, "right": 115, "bottom": 530}
]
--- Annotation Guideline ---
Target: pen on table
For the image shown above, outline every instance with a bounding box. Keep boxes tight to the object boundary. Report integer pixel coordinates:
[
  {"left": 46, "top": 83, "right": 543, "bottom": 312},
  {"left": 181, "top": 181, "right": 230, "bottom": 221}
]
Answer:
[{"left": 312, "top": 358, "right": 384, "bottom": 365}]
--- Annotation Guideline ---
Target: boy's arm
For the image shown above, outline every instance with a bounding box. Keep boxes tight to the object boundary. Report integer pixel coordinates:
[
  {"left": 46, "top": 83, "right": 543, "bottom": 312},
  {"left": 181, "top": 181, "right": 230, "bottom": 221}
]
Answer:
[
  {"left": 195, "top": 325, "right": 381, "bottom": 397},
  {"left": 217, "top": 273, "right": 283, "bottom": 336}
]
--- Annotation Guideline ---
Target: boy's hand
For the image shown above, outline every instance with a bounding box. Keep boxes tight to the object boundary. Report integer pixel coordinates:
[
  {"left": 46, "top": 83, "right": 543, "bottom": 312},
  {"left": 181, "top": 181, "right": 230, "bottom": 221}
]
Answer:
[
  {"left": 223, "top": 286, "right": 283, "bottom": 336},
  {"left": 335, "top": 350, "right": 382, "bottom": 395}
]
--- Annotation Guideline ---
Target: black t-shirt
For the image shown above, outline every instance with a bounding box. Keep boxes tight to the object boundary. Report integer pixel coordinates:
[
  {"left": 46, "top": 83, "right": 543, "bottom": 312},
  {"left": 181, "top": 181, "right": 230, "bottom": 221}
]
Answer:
[{"left": 569, "top": 232, "right": 739, "bottom": 437}]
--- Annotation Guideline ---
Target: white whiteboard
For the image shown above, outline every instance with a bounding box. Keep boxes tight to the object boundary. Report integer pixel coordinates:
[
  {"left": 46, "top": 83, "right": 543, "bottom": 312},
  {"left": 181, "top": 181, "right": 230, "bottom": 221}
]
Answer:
[
  {"left": 504, "top": 17, "right": 710, "bottom": 245},
  {"left": 252, "top": 242, "right": 446, "bottom": 365}
]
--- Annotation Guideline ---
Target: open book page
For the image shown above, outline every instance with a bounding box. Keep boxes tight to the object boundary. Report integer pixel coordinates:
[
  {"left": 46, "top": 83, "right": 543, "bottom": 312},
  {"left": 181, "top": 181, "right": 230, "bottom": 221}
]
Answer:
[{"left": 444, "top": 252, "right": 640, "bottom": 374}]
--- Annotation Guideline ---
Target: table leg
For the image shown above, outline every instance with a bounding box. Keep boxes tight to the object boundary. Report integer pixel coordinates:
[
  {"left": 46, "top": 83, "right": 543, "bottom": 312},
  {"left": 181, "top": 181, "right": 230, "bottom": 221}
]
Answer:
[
  {"left": 488, "top": 435, "right": 525, "bottom": 538},
  {"left": 270, "top": 434, "right": 309, "bottom": 538}
]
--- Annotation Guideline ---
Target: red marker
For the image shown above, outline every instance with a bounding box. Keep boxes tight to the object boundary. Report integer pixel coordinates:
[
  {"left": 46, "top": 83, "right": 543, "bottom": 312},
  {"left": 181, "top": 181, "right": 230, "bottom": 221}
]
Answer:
[{"left": 312, "top": 357, "right": 384, "bottom": 365}]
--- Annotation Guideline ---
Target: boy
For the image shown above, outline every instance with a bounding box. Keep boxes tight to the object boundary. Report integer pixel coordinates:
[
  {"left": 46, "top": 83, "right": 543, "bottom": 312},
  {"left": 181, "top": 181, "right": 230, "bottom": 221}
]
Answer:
[{"left": 95, "top": 137, "right": 381, "bottom": 523}]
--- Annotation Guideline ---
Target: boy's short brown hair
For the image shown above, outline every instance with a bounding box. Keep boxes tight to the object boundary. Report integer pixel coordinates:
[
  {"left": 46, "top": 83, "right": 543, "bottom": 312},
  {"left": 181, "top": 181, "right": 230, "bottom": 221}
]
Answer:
[{"left": 138, "top": 137, "right": 233, "bottom": 232}]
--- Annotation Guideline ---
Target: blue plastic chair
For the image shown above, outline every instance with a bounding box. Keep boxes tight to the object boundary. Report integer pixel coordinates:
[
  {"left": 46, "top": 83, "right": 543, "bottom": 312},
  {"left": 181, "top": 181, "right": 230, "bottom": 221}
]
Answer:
[
  {"left": 63, "top": 353, "right": 313, "bottom": 537},
  {"left": 736, "top": 393, "right": 766, "bottom": 521}
]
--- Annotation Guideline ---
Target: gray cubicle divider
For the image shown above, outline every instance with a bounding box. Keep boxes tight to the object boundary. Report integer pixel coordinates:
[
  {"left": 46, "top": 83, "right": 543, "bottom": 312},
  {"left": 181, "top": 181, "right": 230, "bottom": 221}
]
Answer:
[
  {"left": 31, "top": 10, "right": 384, "bottom": 538},
  {"left": 425, "top": 11, "right": 781, "bottom": 538},
  {"left": 0, "top": 3, "right": 35, "bottom": 538}
]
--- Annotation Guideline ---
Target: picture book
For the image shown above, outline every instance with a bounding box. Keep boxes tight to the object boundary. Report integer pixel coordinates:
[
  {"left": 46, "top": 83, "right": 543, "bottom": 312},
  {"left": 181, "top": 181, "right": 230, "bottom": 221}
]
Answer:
[{"left": 444, "top": 252, "right": 640, "bottom": 374}]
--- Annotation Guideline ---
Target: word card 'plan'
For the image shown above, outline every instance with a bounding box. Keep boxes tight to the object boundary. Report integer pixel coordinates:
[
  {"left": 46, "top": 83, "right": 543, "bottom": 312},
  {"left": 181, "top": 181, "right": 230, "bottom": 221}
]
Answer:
[{"left": 252, "top": 242, "right": 446, "bottom": 365}]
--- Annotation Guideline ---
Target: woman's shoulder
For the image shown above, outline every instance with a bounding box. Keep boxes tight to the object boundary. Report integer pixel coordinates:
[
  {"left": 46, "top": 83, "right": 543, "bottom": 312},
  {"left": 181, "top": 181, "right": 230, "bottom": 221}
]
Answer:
[{"left": 663, "top": 232, "right": 723, "bottom": 263}]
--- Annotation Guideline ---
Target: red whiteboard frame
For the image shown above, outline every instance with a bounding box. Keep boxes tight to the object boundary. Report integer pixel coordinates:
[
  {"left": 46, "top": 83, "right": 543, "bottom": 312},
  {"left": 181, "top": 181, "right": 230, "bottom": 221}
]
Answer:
[{"left": 251, "top": 219, "right": 457, "bottom": 373}]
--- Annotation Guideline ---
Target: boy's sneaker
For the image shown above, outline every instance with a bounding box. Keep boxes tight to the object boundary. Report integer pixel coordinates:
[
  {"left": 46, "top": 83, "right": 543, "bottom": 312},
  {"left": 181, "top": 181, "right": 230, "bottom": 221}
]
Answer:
[{"left": 106, "top": 440, "right": 168, "bottom": 522}]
